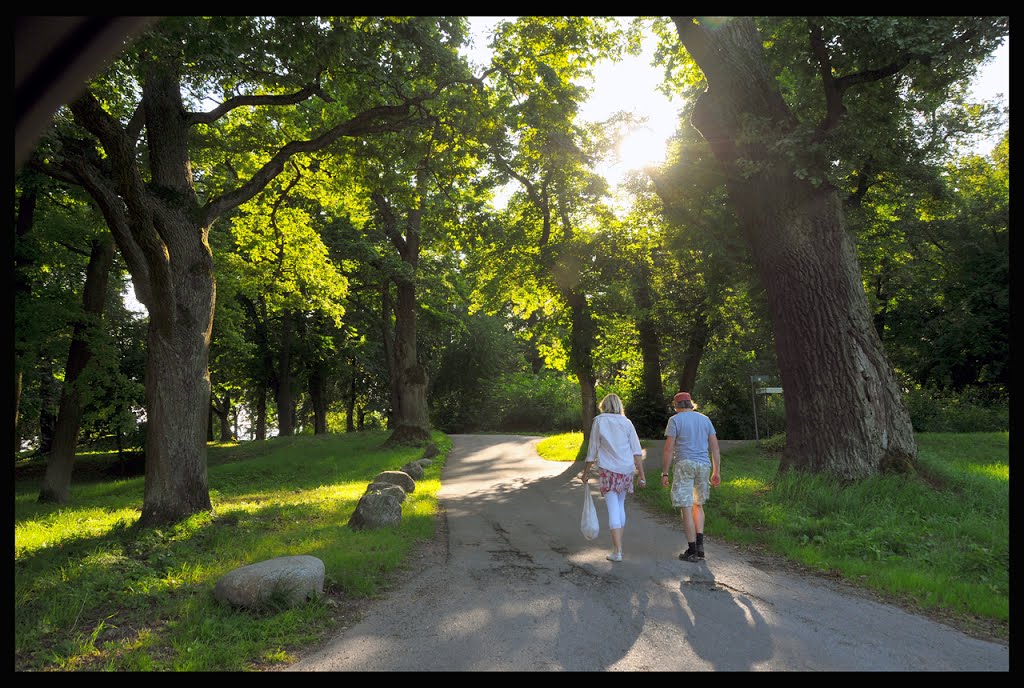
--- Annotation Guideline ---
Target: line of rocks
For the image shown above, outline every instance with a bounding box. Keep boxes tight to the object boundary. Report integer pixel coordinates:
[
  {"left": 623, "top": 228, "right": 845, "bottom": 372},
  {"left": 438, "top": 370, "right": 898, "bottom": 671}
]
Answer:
[{"left": 212, "top": 442, "right": 441, "bottom": 611}]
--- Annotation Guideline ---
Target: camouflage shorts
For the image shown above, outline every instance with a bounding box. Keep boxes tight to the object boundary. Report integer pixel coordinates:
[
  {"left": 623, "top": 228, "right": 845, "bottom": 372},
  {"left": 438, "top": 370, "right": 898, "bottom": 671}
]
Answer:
[{"left": 670, "top": 459, "right": 711, "bottom": 508}]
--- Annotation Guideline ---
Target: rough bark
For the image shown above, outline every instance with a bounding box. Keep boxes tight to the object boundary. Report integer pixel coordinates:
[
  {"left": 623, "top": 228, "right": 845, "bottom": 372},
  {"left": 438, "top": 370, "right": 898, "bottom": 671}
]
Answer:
[
  {"left": 375, "top": 186, "right": 431, "bottom": 448},
  {"left": 672, "top": 17, "right": 916, "bottom": 479},
  {"left": 38, "top": 235, "right": 116, "bottom": 503},
  {"left": 385, "top": 279, "right": 431, "bottom": 446}
]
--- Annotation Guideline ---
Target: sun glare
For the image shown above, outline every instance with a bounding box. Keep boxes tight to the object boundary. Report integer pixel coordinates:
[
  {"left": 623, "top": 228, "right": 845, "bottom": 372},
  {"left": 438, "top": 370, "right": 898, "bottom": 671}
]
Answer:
[{"left": 617, "top": 127, "right": 667, "bottom": 172}]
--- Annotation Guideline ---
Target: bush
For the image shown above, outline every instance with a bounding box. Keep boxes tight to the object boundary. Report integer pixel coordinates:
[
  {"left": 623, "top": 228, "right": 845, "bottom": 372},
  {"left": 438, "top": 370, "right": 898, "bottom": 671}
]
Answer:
[
  {"left": 903, "top": 385, "right": 1008, "bottom": 433},
  {"left": 624, "top": 391, "right": 670, "bottom": 440},
  {"left": 485, "top": 372, "right": 582, "bottom": 433}
]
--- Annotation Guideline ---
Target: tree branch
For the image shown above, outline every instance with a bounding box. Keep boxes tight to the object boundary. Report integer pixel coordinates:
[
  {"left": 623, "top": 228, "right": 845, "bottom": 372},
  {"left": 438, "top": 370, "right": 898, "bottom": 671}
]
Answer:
[
  {"left": 809, "top": 20, "right": 846, "bottom": 136},
  {"left": 60, "top": 155, "right": 155, "bottom": 308},
  {"left": 186, "top": 83, "right": 322, "bottom": 126},
  {"left": 201, "top": 97, "right": 429, "bottom": 224}
]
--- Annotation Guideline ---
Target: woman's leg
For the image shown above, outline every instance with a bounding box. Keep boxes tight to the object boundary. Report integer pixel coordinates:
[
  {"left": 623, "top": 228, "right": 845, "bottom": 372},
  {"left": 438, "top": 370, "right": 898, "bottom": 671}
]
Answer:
[{"left": 604, "top": 490, "right": 626, "bottom": 554}]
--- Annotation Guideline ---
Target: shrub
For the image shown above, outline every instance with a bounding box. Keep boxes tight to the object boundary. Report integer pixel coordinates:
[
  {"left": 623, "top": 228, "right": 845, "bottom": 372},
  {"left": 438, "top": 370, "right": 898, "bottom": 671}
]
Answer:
[{"left": 903, "top": 385, "right": 1008, "bottom": 433}]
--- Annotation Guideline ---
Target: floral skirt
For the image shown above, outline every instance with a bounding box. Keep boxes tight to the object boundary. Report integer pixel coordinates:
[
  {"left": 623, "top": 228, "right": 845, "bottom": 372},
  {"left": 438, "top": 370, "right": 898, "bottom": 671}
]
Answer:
[{"left": 598, "top": 467, "right": 633, "bottom": 497}]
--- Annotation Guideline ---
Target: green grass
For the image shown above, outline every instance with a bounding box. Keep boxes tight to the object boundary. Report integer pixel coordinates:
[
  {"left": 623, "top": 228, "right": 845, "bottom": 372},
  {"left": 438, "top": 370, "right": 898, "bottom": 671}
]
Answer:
[
  {"left": 14, "top": 431, "right": 451, "bottom": 672},
  {"left": 536, "top": 431, "right": 1009, "bottom": 641}
]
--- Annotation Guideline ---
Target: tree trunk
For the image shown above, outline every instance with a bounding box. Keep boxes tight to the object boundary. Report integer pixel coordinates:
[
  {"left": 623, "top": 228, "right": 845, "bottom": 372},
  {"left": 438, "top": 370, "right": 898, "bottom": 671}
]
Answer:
[
  {"left": 375, "top": 185, "right": 431, "bottom": 447},
  {"left": 119, "top": 61, "right": 214, "bottom": 525},
  {"left": 38, "top": 235, "right": 116, "bottom": 504},
  {"left": 634, "top": 261, "right": 663, "bottom": 402},
  {"left": 678, "top": 315, "right": 709, "bottom": 394},
  {"left": 672, "top": 17, "right": 916, "bottom": 479},
  {"left": 380, "top": 282, "right": 399, "bottom": 431},
  {"left": 142, "top": 304, "right": 213, "bottom": 523},
  {"left": 274, "top": 310, "right": 295, "bottom": 436},
  {"left": 385, "top": 279, "right": 431, "bottom": 445},
  {"left": 346, "top": 357, "right": 356, "bottom": 432},
  {"left": 37, "top": 360, "right": 57, "bottom": 455},
  {"left": 254, "top": 388, "right": 267, "bottom": 441},
  {"left": 566, "top": 289, "right": 597, "bottom": 441},
  {"left": 309, "top": 365, "right": 327, "bottom": 434},
  {"left": 212, "top": 392, "right": 233, "bottom": 442}
]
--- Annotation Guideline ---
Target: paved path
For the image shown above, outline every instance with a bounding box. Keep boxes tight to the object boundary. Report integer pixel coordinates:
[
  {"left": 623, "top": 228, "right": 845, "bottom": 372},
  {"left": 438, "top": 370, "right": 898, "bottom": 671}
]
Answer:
[{"left": 285, "top": 435, "right": 1008, "bottom": 672}]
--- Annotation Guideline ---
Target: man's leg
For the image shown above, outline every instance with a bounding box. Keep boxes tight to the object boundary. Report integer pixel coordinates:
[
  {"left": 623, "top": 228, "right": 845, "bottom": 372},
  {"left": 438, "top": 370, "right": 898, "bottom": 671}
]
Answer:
[
  {"left": 679, "top": 507, "right": 699, "bottom": 561},
  {"left": 680, "top": 507, "right": 696, "bottom": 543},
  {"left": 693, "top": 504, "right": 705, "bottom": 558}
]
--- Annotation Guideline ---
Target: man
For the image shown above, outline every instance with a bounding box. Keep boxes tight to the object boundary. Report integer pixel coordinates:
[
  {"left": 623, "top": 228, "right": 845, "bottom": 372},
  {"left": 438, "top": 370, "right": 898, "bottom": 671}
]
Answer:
[{"left": 661, "top": 391, "right": 720, "bottom": 562}]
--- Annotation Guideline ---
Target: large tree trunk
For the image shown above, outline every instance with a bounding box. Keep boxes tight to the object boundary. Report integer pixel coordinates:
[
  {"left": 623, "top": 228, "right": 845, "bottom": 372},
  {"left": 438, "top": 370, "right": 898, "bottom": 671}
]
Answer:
[
  {"left": 672, "top": 17, "right": 916, "bottom": 479},
  {"left": 38, "top": 235, "right": 116, "bottom": 503},
  {"left": 386, "top": 279, "right": 431, "bottom": 445},
  {"left": 64, "top": 59, "right": 214, "bottom": 524},
  {"left": 375, "top": 187, "right": 431, "bottom": 447}
]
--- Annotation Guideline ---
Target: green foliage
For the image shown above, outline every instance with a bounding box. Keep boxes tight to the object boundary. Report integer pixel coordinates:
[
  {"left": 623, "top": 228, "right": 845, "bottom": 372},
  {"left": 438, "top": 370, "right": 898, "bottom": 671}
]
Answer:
[
  {"left": 428, "top": 313, "right": 531, "bottom": 433},
  {"left": 14, "top": 431, "right": 451, "bottom": 671},
  {"left": 485, "top": 372, "right": 583, "bottom": 433},
  {"left": 623, "top": 392, "right": 669, "bottom": 441},
  {"left": 902, "top": 385, "right": 1008, "bottom": 433}
]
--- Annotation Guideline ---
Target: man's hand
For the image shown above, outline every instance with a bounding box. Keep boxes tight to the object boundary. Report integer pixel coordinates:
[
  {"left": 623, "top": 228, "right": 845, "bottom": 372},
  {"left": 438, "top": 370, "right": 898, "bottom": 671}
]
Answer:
[{"left": 710, "top": 470, "right": 721, "bottom": 488}]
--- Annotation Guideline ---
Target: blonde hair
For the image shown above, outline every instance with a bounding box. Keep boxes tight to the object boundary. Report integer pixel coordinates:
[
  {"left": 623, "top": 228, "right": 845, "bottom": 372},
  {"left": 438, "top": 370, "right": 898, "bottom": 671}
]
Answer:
[{"left": 599, "top": 393, "right": 625, "bottom": 415}]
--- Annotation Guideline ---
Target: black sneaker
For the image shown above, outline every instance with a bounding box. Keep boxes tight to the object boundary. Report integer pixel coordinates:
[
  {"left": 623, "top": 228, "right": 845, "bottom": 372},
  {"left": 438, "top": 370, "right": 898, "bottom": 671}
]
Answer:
[
  {"left": 696, "top": 543, "right": 705, "bottom": 559},
  {"left": 679, "top": 550, "right": 700, "bottom": 562}
]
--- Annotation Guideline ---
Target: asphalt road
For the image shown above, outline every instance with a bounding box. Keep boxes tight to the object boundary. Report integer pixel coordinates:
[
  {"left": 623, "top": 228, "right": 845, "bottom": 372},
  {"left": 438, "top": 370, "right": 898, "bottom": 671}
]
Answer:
[{"left": 285, "top": 434, "right": 1009, "bottom": 672}]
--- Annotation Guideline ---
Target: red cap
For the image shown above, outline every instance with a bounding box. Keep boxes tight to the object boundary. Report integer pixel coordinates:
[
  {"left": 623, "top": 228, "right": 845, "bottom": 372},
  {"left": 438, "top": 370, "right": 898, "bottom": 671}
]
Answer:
[{"left": 673, "top": 392, "right": 691, "bottom": 403}]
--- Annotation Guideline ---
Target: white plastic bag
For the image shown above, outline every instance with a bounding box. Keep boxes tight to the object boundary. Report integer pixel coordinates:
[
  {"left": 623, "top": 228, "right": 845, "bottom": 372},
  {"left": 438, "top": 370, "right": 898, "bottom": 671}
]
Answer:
[{"left": 580, "top": 486, "right": 599, "bottom": 540}]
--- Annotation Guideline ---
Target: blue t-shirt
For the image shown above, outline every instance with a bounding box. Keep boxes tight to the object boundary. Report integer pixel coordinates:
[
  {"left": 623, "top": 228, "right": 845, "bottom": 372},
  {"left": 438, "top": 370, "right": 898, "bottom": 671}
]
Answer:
[{"left": 664, "top": 411, "right": 716, "bottom": 466}]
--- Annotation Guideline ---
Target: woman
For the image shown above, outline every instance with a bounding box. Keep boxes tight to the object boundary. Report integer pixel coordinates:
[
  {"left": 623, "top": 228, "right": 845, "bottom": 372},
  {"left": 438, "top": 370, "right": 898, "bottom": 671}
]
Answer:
[{"left": 580, "top": 393, "right": 647, "bottom": 561}]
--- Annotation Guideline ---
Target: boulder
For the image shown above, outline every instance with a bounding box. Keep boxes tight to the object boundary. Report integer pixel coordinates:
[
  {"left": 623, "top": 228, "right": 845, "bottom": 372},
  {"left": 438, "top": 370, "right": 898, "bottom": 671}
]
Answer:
[
  {"left": 400, "top": 461, "right": 425, "bottom": 480},
  {"left": 213, "top": 555, "right": 324, "bottom": 610},
  {"left": 421, "top": 443, "right": 440, "bottom": 459},
  {"left": 372, "top": 469, "right": 415, "bottom": 493},
  {"left": 365, "top": 482, "right": 407, "bottom": 502},
  {"left": 416, "top": 458, "right": 433, "bottom": 468},
  {"left": 348, "top": 490, "right": 403, "bottom": 530}
]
